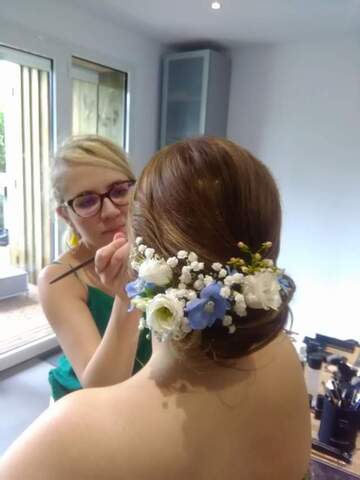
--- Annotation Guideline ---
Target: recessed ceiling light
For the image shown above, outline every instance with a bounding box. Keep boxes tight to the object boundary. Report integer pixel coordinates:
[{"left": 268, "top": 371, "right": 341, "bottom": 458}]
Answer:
[{"left": 211, "top": 1, "right": 221, "bottom": 10}]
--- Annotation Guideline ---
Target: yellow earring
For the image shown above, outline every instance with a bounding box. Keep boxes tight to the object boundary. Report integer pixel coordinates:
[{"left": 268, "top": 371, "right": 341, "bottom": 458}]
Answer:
[{"left": 69, "top": 231, "right": 80, "bottom": 248}]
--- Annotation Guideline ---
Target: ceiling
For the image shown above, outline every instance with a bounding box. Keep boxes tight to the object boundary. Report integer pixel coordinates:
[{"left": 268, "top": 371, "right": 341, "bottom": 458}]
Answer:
[{"left": 70, "top": 0, "right": 360, "bottom": 46}]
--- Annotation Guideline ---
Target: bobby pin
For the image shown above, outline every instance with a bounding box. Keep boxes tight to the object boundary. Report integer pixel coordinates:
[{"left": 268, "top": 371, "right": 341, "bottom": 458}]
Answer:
[{"left": 49, "top": 257, "right": 94, "bottom": 285}]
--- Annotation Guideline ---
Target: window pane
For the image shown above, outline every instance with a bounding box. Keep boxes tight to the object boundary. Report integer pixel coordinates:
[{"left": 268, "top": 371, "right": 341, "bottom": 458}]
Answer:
[
  {"left": 72, "top": 78, "right": 98, "bottom": 135},
  {"left": 72, "top": 57, "right": 127, "bottom": 148},
  {"left": 0, "top": 47, "right": 54, "bottom": 362},
  {"left": 0, "top": 112, "right": 5, "bottom": 173}
]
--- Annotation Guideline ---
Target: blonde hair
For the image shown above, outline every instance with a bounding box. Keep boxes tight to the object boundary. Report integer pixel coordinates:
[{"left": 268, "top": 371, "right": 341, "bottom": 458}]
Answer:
[{"left": 51, "top": 134, "right": 135, "bottom": 204}]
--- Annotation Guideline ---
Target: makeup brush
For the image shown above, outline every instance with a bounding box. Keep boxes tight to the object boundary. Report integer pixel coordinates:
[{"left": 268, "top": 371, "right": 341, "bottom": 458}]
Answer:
[{"left": 49, "top": 257, "right": 94, "bottom": 285}]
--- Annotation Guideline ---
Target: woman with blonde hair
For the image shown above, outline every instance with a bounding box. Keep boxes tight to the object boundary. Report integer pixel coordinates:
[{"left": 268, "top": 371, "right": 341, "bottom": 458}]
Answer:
[
  {"left": 0, "top": 137, "right": 310, "bottom": 479},
  {"left": 38, "top": 134, "right": 151, "bottom": 400}
]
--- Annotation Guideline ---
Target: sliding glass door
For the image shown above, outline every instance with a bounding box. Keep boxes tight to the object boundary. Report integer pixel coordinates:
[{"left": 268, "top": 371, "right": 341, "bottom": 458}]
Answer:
[{"left": 0, "top": 46, "right": 53, "bottom": 285}]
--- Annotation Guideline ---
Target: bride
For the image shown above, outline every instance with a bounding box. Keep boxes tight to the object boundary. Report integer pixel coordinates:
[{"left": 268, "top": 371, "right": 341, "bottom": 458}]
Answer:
[{"left": 0, "top": 137, "right": 311, "bottom": 480}]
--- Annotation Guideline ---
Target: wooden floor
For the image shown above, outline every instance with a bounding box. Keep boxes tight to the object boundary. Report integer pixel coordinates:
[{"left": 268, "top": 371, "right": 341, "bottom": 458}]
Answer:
[{"left": 0, "top": 283, "right": 53, "bottom": 355}]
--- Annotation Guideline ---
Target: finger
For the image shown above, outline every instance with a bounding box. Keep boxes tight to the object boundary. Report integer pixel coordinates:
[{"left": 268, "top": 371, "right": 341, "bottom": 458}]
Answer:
[
  {"left": 113, "top": 231, "right": 126, "bottom": 241},
  {"left": 105, "top": 242, "right": 130, "bottom": 281},
  {"left": 95, "top": 238, "right": 126, "bottom": 274}
]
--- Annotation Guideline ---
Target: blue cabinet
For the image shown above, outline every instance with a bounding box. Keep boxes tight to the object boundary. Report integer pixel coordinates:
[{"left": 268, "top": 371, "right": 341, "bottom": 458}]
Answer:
[{"left": 160, "top": 49, "right": 231, "bottom": 147}]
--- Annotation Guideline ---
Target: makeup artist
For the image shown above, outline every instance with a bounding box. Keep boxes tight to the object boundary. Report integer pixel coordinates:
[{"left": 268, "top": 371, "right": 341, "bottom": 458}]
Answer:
[{"left": 38, "top": 135, "right": 151, "bottom": 401}]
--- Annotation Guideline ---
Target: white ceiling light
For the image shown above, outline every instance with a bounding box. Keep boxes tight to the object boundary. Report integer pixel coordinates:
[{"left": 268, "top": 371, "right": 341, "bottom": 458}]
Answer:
[{"left": 211, "top": 1, "right": 221, "bottom": 10}]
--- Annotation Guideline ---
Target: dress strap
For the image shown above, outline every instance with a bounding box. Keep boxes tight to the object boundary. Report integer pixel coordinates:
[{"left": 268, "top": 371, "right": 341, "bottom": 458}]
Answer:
[{"left": 51, "top": 260, "right": 88, "bottom": 290}]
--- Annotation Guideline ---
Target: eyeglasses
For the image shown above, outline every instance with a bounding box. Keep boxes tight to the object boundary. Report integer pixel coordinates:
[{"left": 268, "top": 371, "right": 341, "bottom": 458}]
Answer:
[{"left": 63, "top": 180, "right": 135, "bottom": 218}]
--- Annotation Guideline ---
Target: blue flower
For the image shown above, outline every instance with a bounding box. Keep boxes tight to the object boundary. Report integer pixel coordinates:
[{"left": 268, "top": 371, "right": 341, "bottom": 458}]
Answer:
[
  {"left": 278, "top": 275, "right": 291, "bottom": 295},
  {"left": 125, "top": 278, "right": 157, "bottom": 299},
  {"left": 125, "top": 278, "right": 145, "bottom": 299},
  {"left": 185, "top": 282, "right": 230, "bottom": 330}
]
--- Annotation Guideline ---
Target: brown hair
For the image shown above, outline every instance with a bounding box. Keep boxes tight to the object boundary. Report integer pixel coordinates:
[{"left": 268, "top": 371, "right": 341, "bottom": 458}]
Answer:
[{"left": 132, "top": 137, "right": 294, "bottom": 359}]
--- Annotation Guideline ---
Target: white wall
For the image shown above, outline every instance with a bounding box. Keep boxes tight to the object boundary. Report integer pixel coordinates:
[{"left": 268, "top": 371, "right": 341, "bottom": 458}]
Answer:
[
  {"left": 227, "top": 39, "right": 360, "bottom": 342},
  {"left": 0, "top": 0, "right": 164, "bottom": 174}
]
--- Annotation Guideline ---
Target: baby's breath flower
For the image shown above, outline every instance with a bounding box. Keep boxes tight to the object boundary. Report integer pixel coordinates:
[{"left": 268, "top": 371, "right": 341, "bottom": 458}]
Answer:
[
  {"left": 228, "top": 325, "right": 236, "bottom": 334},
  {"left": 204, "top": 275, "right": 214, "bottom": 286},
  {"left": 193, "top": 279, "right": 205, "bottom": 290},
  {"left": 138, "top": 244, "right": 146, "bottom": 254},
  {"left": 167, "top": 257, "right": 179, "bottom": 268},
  {"left": 177, "top": 250, "right": 188, "bottom": 259},
  {"left": 191, "top": 261, "right": 204, "bottom": 272},
  {"left": 220, "top": 286, "right": 231, "bottom": 298},
  {"left": 145, "top": 248, "right": 155, "bottom": 259},
  {"left": 222, "top": 315, "right": 233, "bottom": 327},
  {"left": 135, "top": 237, "right": 143, "bottom": 245},
  {"left": 179, "top": 271, "right": 192, "bottom": 284},
  {"left": 218, "top": 268, "right": 227, "bottom": 278},
  {"left": 232, "top": 273, "right": 244, "bottom": 283},
  {"left": 186, "top": 290, "right": 197, "bottom": 301},
  {"left": 211, "top": 262, "right": 222, "bottom": 271},
  {"left": 188, "top": 252, "right": 198, "bottom": 262}
]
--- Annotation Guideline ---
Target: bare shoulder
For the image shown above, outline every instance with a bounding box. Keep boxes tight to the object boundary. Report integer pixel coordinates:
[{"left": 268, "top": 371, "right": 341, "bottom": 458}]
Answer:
[
  {"left": 0, "top": 388, "right": 128, "bottom": 480},
  {"left": 37, "top": 253, "right": 87, "bottom": 308}
]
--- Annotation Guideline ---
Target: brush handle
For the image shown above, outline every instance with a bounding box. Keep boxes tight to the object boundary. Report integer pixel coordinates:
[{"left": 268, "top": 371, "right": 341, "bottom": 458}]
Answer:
[{"left": 49, "top": 257, "right": 94, "bottom": 285}]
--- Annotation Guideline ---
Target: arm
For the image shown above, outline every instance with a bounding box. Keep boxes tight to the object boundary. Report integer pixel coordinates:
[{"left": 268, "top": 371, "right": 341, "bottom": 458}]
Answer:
[{"left": 38, "top": 239, "right": 141, "bottom": 389}]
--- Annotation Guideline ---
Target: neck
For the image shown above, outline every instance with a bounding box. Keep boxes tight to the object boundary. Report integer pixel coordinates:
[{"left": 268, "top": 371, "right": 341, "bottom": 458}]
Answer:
[{"left": 145, "top": 335, "right": 253, "bottom": 393}]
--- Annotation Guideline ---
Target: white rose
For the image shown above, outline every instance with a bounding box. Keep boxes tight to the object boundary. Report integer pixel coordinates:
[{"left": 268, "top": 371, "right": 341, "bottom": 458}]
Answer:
[
  {"left": 167, "top": 257, "right": 179, "bottom": 268},
  {"left": 242, "top": 271, "right": 281, "bottom": 310},
  {"left": 139, "top": 258, "right": 173, "bottom": 286},
  {"left": 188, "top": 252, "right": 198, "bottom": 262},
  {"left": 146, "top": 294, "right": 184, "bottom": 339}
]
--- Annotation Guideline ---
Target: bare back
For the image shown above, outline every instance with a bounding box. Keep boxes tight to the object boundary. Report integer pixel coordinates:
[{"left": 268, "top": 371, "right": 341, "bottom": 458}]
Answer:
[
  {"left": 49, "top": 333, "right": 311, "bottom": 480},
  {"left": 0, "top": 333, "right": 310, "bottom": 480}
]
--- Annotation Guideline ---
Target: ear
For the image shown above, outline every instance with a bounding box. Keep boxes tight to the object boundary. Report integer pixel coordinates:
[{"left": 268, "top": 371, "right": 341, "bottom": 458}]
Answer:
[{"left": 56, "top": 205, "right": 70, "bottom": 224}]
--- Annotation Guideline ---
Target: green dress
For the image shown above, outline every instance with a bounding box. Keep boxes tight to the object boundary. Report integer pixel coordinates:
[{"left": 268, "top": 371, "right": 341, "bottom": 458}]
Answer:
[{"left": 48, "top": 285, "right": 151, "bottom": 401}]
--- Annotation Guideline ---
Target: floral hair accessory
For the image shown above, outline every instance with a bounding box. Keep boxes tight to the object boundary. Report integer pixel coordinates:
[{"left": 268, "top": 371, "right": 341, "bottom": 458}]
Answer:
[{"left": 126, "top": 238, "right": 287, "bottom": 342}]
